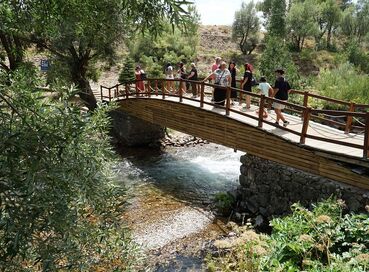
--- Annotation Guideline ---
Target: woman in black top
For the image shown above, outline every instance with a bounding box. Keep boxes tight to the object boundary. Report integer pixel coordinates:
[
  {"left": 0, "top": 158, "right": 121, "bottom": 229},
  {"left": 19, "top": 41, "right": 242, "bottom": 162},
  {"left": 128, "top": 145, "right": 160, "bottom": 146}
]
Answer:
[
  {"left": 241, "top": 63, "right": 253, "bottom": 109},
  {"left": 228, "top": 61, "right": 237, "bottom": 102},
  {"left": 187, "top": 63, "right": 199, "bottom": 97}
]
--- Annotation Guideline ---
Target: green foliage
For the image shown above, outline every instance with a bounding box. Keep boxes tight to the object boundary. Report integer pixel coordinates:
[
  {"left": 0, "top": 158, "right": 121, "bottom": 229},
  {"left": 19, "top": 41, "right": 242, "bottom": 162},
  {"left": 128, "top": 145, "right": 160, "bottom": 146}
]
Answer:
[
  {"left": 213, "top": 192, "right": 235, "bottom": 215},
  {"left": 127, "top": 9, "right": 200, "bottom": 79},
  {"left": 346, "top": 41, "right": 369, "bottom": 74},
  {"left": 0, "top": 67, "right": 142, "bottom": 270},
  {"left": 258, "top": 36, "right": 299, "bottom": 87},
  {"left": 232, "top": 1, "right": 261, "bottom": 55},
  {"left": 314, "top": 62, "right": 369, "bottom": 105},
  {"left": 207, "top": 199, "right": 369, "bottom": 271},
  {"left": 268, "top": 0, "right": 287, "bottom": 38},
  {"left": 119, "top": 57, "right": 136, "bottom": 84},
  {"left": 287, "top": 0, "right": 319, "bottom": 51}
]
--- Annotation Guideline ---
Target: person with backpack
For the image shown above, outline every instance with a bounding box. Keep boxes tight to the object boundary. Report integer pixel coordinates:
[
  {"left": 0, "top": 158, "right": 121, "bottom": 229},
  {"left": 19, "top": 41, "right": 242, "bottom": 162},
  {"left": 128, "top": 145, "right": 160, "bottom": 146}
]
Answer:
[
  {"left": 240, "top": 63, "right": 253, "bottom": 109},
  {"left": 165, "top": 63, "right": 174, "bottom": 92},
  {"left": 273, "top": 68, "right": 292, "bottom": 127}
]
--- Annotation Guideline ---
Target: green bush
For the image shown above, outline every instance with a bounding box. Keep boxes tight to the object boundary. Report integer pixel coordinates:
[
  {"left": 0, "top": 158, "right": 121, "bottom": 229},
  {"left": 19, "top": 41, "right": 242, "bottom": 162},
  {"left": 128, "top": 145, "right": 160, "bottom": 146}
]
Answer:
[
  {"left": 207, "top": 199, "right": 369, "bottom": 271},
  {"left": 313, "top": 63, "right": 369, "bottom": 107},
  {"left": 213, "top": 192, "right": 235, "bottom": 216}
]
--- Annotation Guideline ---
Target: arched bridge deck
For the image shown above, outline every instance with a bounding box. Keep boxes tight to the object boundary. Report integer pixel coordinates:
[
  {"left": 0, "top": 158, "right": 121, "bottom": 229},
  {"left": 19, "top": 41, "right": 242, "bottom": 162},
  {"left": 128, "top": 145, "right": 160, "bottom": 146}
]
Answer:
[{"left": 100, "top": 79, "right": 369, "bottom": 190}]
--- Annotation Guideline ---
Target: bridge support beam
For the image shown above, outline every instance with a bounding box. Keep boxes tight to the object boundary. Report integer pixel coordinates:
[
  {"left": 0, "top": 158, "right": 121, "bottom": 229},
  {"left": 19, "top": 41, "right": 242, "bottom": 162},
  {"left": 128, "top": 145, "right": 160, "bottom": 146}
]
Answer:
[
  {"left": 238, "top": 154, "right": 369, "bottom": 222},
  {"left": 109, "top": 109, "right": 164, "bottom": 147}
]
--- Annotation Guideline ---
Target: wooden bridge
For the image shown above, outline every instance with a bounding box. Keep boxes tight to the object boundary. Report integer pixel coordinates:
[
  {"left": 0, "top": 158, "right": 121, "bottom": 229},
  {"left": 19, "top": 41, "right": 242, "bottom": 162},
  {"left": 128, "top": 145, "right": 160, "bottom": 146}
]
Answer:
[{"left": 100, "top": 79, "right": 369, "bottom": 190}]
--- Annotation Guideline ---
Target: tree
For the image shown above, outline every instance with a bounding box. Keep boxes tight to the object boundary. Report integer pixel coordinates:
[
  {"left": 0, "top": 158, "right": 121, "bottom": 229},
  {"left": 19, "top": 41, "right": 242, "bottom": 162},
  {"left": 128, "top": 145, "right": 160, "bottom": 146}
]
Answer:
[
  {"left": 0, "top": 0, "right": 193, "bottom": 110},
  {"left": 127, "top": 6, "right": 200, "bottom": 78},
  {"left": 287, "top": 0, "right": 319, "bottom": 51},
  {"left": 322, "top": 0, "right": 342, "bottom": 49},
  {"left": 232, "top": 1, "right": 261, "bottom": 55},
  {"left": 341, "top": 0, "right": 369, "bottom": 43},
  {"left": 268, "top": 0, "right": 287, "bottom": 38},
  {"left": 0, "top": 67, "right": 141, "bottom": 270},
  {"left": 0, "top": 1, "right": 31, "bottom": 73},
  {"left": 258, "top": 36, "right": 299, "bottom": 87},
  {"left": 119, "top": 57, "right": 136, "bottom": 84}
]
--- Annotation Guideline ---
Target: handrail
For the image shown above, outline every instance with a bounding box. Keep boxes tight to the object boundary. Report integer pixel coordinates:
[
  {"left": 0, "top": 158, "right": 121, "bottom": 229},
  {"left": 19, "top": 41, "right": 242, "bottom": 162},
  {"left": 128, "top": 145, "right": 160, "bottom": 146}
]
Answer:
[{"left": 100, "top": 78, "right": 369, "bottom": 159}]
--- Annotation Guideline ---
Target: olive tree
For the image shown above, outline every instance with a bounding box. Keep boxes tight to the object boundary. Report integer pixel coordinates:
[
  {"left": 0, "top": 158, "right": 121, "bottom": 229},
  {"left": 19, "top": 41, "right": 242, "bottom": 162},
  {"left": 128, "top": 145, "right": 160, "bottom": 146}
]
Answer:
[
  {"left": 0, "top": 67, "right": 141, "bottom": 270},
  {"left": 0, "top": 0, "right": 193, "bottom": 110},
  {"left": 287, "top": 0, "right": 319, "bottom": 51},
  {"left": 232, "top": 1, "right": 261, "bottom": 55}
]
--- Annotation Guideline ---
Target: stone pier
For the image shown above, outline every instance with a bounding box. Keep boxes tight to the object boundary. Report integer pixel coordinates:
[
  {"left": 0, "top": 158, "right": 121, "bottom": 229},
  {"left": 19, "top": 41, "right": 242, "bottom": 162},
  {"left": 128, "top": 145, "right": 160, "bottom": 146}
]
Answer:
[
  {"left": 109, "top": 109, "right": 164, "bottom": 146},
  {"left": 238, "top": 154, "right": 369, "bottom": 220}
]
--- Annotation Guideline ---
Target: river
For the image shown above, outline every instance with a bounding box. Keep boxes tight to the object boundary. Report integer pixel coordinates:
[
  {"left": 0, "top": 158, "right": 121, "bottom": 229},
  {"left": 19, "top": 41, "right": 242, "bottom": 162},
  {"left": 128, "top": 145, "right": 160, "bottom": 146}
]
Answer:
[{"left": 115, "top": 139, "right": 244, "bottom": 271}]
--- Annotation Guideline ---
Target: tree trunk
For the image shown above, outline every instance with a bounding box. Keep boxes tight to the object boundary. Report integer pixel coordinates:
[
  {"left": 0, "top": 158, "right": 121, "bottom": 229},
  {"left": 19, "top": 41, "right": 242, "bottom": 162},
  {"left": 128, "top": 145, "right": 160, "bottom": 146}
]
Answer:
[
  {"left": 0, "top": 32, "right": 24, "bottom": 72},
  {"left": 327, "top": 25, "right": 333, "bottom": 49},
  {"left": 69, "top": 48, "right": 97, "bottom": 111}
]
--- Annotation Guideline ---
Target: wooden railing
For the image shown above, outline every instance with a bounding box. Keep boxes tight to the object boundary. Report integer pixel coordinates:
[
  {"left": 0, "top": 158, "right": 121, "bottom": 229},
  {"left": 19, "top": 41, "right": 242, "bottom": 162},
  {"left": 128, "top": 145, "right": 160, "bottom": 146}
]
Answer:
[{"left": 100, "top": 78, "right": 369, "bottom": 159}]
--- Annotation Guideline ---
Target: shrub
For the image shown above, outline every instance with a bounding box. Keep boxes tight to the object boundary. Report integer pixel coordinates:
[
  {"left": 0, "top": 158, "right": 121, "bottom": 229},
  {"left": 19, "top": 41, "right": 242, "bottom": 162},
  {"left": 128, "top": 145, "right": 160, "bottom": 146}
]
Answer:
[
  {"left": 313, "top": 62, "right": 369, "bottom": 106},
  {"left": 207, "top": 199, "right": 369, "bottom": 271},
  {"left": 213, "top": 192, "right": 235, "bottom": 216}
]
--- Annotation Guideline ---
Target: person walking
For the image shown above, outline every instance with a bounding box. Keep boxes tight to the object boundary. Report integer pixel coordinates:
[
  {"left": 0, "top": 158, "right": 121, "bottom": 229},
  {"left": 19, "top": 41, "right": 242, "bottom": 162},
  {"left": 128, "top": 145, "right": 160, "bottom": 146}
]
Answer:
[
  {"left": 203, "top": 61, "right": 231, "bottom": 106},
  {"left": 240, "top": 63, "right": 253, "bottom": 109},
  {"left": 187, "top": 63, "right": 199, "bottom": 97},
  {"left": 256, "top": 76, "right": 274, "bottom": 118},
  {"left": 165, "top": 63, "right": 174, "bottom": 92},
  {"left": 273, "top": 68, "right": 292, "bottom": 127},
  {"left": 135, "top": 65, "right": 145, "bottom": 93},
  {"left": 228, "top": 61, "right": 237, "bottom": 104}
]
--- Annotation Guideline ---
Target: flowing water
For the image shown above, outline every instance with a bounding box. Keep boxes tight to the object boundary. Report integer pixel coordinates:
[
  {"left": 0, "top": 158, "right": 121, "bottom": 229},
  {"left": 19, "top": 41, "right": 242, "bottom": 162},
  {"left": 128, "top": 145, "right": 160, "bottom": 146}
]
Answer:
[{"left": 116, "top": 141, "right": 244, "bottom": 271}]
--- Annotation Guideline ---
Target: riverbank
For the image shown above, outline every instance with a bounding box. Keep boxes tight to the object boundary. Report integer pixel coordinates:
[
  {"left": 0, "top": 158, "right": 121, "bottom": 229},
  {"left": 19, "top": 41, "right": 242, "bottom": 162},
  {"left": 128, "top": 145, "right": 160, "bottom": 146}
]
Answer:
[{"left": 115, "top": 133, "right": 243, "bottom": 271}]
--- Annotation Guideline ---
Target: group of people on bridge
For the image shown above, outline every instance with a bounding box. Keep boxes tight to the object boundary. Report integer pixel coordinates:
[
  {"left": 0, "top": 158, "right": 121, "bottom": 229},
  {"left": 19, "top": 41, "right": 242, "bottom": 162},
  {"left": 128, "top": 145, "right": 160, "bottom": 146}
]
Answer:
[{"left": 133, "top": 57, "right": 293, "bottom": 127}]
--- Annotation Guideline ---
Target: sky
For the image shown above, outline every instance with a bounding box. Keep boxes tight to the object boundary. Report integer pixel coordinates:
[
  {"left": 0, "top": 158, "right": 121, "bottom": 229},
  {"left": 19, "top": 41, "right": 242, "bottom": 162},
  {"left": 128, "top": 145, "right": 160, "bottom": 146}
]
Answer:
[{"left": 193, "top": 0, "right": 261, "bottom": 25}]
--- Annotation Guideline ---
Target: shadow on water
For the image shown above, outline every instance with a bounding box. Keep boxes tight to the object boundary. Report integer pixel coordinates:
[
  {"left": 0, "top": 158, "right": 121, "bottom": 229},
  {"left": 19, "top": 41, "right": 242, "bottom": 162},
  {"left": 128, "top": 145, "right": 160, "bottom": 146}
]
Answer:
[{"left": 115, "top": 144, "right": 243, "bottom": 207}]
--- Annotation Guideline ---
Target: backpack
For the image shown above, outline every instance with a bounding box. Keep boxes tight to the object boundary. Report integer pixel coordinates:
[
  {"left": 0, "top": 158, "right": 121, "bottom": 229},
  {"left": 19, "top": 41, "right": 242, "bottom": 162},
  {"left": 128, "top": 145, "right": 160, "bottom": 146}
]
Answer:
[{"left": 251, "top": 76, "right": 258, "bottom": 86}]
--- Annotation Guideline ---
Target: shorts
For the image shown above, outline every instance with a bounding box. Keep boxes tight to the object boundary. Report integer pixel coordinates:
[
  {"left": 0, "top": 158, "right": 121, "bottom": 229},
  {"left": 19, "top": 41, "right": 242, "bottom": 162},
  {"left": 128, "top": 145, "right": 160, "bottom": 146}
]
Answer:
[
  {"left": 272, "top": 102, "right": 286, "bottom": 110},
  {"left": 243, "top": 85, "right": 252, "bottom": 92}
]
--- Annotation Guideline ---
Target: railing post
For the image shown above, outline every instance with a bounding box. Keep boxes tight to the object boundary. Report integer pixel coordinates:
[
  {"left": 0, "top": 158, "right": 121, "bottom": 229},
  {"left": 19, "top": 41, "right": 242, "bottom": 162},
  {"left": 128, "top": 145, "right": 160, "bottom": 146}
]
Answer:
[
  {"left": 363, "top": 112, "right": 369, "bottom": 159},
  {"left": 200, "top": 82, "right": 205, "bottom": 108},
  {"left": 239, "top": 90, "right": 243, "bottom": 106},
  {"left": 303, "top": 91, "right": 309, "bottom": 107},
  {"left": 300, "top": 107, "right": 312, "bottom": 144},
  {"left": 108, "top": 87, "right": 111, "bottom": 102},
  {"left": 179, "top": 79, "right": 183, "bottom": 102},
  {"left": 115, "top": 85, "right": 119, "bottom": 98},
  {"left": 155, "top": 80, "right": 158, "bottom": 96},
  {"left": 147, "top": 80, "right": 151, "bottom": 97},
  {"left": 125, "top": 84, "right": 129, "bottom": 99},
  {"left": 162, "top": 80, "right": 165, "bottom": 99},
  {"left": 100, "top": 85, "right": 103, "bottom": 101},
  {"left": 226, "top": 87, "right": 231, "bottom": 116},
  {"left": 345, "top": 102, "right": 355, "bottom": 134},
  {"left": 258, "top": 94, "right": 265, "bottom": 128}
]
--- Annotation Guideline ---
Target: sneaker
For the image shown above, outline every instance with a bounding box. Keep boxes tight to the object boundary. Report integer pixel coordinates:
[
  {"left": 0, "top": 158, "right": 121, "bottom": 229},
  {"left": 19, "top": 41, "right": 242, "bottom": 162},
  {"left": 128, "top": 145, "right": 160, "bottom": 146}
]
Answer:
[
  {"left": 274, "top": 121, "right": 279, "bottom": 126},
  {"left": 283, "top": 121, "right": 289, "bottom": 127}
]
